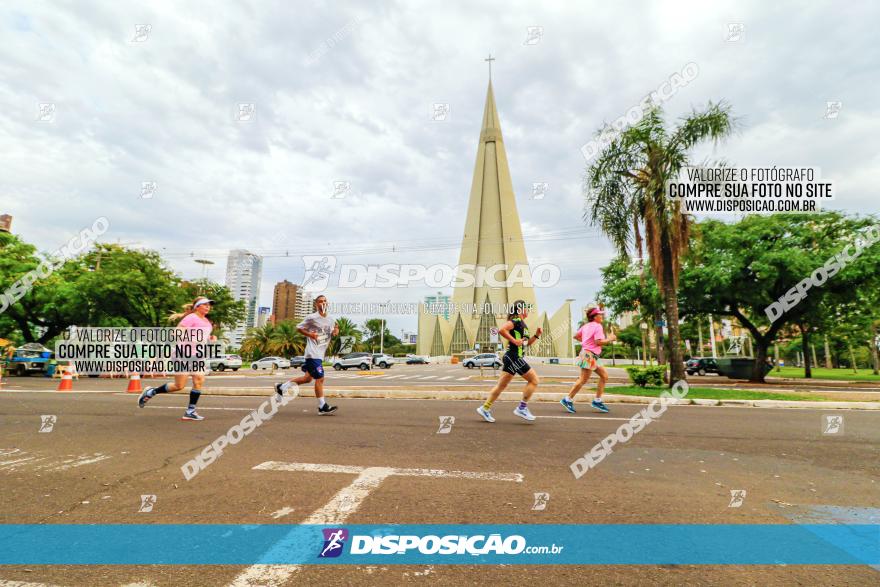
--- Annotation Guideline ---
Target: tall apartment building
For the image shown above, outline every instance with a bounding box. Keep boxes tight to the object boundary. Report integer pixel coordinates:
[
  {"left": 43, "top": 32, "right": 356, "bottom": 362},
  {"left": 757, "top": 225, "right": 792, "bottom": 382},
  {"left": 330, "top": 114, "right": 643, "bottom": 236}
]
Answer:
[
  {"left": 273, "top": 280, "right": 299, "bottom": 323},
  {"left": 225, "top": 250, "right": 263, "bottom": 347},
  {"left": 273, "top": 280, "right": 314, "bottom": 323},
  {"left": 424, "top": 291, "right": 451, "bottom": 320},
  {"left": 296, "top": 289, "right": 314, "bottom": 318},
  {"left": 256, "top": 306, "right": 271, "bottom": 328}
]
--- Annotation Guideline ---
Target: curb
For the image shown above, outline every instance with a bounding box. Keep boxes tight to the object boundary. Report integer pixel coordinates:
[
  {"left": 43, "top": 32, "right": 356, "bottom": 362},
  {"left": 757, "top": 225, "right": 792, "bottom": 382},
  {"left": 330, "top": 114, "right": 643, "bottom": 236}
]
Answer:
[{"left": 200, "top": 387, "right": 880, "bottom": 410}]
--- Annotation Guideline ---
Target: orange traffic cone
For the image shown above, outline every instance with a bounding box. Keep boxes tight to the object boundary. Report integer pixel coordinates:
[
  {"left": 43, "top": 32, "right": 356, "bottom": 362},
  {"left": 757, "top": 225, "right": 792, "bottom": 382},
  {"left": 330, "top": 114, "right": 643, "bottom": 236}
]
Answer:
[
  {"left": 126, "top": 373, "right": 142, "bottom": 393},
  {"left": 56, "top": 372, "right": 73, "bottom": 392}
]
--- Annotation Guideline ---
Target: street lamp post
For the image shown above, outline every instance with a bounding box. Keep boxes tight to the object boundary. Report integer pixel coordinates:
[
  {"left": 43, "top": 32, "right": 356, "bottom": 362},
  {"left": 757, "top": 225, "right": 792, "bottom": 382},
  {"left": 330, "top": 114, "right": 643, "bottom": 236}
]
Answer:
[{"left": 194, "top": 259, "right": 215, "bottom": 295}]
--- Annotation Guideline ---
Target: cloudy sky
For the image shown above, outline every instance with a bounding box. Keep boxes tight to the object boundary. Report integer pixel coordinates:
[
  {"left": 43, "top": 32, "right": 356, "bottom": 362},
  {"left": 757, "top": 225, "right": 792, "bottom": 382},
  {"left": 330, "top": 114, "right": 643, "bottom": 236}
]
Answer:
[{"left": 2, "top": 1, "right": 878, "bottom": 335}]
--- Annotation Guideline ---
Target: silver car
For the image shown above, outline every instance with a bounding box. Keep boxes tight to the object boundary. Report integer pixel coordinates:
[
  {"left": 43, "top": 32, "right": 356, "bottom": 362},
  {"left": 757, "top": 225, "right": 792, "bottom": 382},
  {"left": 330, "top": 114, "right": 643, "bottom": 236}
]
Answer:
[
  {"left": 371, "top": 353, "right": 395, "bottom": 368},
  {"left": 333, "top": 352, "right": 373, "bottom": 371},
  {"left": 462, "top": 353, "right": 501, "bottom": 369},
  {"left": 250, "top": 356, "right": 291, "bottom": 370}
]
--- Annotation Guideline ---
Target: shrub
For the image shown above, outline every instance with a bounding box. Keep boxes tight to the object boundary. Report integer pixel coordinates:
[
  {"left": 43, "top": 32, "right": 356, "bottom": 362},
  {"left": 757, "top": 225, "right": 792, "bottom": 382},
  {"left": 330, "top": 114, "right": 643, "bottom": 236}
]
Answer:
[{"left": 624, "top": 365, "right": 666, "bottom": 387}]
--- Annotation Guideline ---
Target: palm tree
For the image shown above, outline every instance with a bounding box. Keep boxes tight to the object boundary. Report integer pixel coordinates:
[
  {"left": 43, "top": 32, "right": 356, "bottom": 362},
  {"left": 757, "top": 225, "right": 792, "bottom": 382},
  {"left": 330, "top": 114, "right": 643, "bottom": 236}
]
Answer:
[
  {"left": 329, "top": 316, "right": 362, "bottom": 356},
  {"left": 270, "top": 320, "right": 306, "bottom": 357},
  {"left": 240, "top": 323, "right": 277, "bottom": 359},
  {"left": 585, "top": 102, "right": 736, "bottom": 383}
]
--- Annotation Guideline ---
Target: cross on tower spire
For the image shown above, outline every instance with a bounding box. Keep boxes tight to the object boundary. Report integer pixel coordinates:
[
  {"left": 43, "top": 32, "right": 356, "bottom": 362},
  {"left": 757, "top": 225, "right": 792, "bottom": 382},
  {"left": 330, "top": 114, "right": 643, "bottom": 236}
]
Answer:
[{"left": 484, "top": 53, "right": 495, "bottom": 81}]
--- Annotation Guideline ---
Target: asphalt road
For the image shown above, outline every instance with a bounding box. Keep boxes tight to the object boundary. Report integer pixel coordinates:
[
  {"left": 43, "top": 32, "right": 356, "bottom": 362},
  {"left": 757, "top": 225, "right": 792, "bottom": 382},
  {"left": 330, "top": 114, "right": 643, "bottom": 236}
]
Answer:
[
  {"left": 0, "top": 390, "right": 878, "bottom": 586},
  {"left": 5, "top": 362, "right": 880, "bottom": 395}
]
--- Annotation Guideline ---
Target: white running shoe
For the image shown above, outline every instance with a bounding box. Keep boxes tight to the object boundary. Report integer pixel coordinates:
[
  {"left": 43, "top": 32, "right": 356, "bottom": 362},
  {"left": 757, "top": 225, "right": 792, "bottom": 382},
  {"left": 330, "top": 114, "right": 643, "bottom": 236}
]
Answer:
[
  {"left": 476, "top": 406, "right": 496, "bottom": 423},
  {"left": 513, "top": 405, "right": 536, "bottom": 421}
]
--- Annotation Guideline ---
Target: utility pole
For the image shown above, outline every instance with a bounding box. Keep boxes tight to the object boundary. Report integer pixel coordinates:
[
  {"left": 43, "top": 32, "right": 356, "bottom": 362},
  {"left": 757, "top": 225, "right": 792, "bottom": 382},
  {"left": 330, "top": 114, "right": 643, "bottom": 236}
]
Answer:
[{"left": 708, "top": 314, "right": 718, "bottom": 358}]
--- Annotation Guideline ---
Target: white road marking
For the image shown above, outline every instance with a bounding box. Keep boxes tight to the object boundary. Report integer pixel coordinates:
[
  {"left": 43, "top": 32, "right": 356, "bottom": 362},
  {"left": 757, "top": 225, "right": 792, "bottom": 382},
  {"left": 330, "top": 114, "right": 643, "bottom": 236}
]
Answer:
[
  {"left": 0, "top": 580, "right": 65, "bottom": 587},
  {"left": 147, "top": 406, "right": 254, "bottom": 412},
  {"left": 50, "top": 454, "right": 111, "bottom": 471},
  {"left": 419, "top": 375, "right": 437, "bottom": 380},
  {"left": 229, "top": 461, "right": 522, "bottom": 586},
  {"left": 270, "top": 507, "right": 295, "bottom": 519},
  {"left": 457, "top": 377, "right": 471, "bottom": 381},
  {"left": 540, "top": 415, "right": 652, "bottom": 422},
  {"left": 437, "top": 376, "right": 453, "bottom": 380}
]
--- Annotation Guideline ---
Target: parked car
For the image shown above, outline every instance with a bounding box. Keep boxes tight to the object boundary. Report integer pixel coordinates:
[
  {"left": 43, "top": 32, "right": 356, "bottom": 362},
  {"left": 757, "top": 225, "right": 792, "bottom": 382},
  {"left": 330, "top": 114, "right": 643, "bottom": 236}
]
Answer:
[
  {"left": 209, "top": 354, "right": 242, "bottom": 372},
  {"left": 405, "top": 355, "right": 430, "bottom": 364},
  {"left": 250, "top": 356, "right": 291, "bottom": 370},
  {"left": 333, "top": 352, "right": 373, "bottom": 371},
  {"left": 3, "top": 343, "right": 52, "bottom": 376},
  {"left": 371, "top": 353, "right": 395, "bottom": 368},
  {"left": 289, "top": 356, "right": 306, "bottom": 367},
  {"left": 462, "top": 353, "right": 501, "bottom": 369},
  {"left": 685, "top": 357, "right": 720, "bottom": 376}
]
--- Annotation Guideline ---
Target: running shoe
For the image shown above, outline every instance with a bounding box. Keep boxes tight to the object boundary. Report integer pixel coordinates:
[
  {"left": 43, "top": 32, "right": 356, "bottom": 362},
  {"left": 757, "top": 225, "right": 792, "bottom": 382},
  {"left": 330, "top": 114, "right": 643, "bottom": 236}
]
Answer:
[
  {"left": 560, "top": 397, "right": 576, "bottom": 413},
  {"left": 591, "top": 399, "right": 610, "bottom": 413},
  {"left": 138, "top": 387, "right": 155, "bottom": 408},
  {"left": 318, "top": 403, "right": 338, "bottom": 415},
  {"left": 513, "top": 405, "right": 536, "bottom": 421},
  {"left": 181, "top": 410, "right": 205, "bottom": 421},
  {"left": 476, "top": 406, "right": 496, "bottom": 423}
]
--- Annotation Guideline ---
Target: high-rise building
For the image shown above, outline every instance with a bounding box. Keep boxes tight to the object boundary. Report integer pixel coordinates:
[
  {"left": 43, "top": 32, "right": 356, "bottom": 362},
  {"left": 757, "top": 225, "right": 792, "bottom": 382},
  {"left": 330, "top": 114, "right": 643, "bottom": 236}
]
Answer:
[
  {"left": 417, "top": 79, "right": 572, "bottom": 358},
  {"left": 273, "top": 280, "right": 313, "bottom": 324},
  {"left": 296, "top": 289, "right": 314, "bottom": 318},
  {"left": 225, "top": 249, "right": 263, "bottom": 347},
  {"left": 273, "top": 280, "right": 300, "bottom": 323},
  {"left": 256, "top": 306, "right": 271, "bottom": 328},
  {"left": 424, "top": 291, "right": 451, "bottom": 320}
]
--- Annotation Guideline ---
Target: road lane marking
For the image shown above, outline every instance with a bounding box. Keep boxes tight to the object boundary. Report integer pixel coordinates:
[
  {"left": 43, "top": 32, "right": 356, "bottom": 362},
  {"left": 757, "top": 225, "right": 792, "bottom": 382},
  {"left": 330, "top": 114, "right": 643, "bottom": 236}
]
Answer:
[
  {"left": 230, "top": 462, "right": 522, "bottom": 586},
  {"left": 270, "top": 507, "right": 295, "bottom": 519}
]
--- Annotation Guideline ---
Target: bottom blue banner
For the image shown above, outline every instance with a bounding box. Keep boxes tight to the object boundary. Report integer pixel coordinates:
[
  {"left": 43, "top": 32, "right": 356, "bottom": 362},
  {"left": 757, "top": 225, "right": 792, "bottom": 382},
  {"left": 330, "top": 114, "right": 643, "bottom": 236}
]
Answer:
[{"left": 0, "top": 524, "right": 876, "bottom": 565}]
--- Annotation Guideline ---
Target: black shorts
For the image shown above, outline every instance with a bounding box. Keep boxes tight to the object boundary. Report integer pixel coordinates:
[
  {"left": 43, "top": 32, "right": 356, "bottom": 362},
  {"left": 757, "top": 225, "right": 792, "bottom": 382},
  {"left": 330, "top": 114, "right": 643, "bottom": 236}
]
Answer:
[{"left": 502, "top": 354, "right": 532, "bottom": 376}]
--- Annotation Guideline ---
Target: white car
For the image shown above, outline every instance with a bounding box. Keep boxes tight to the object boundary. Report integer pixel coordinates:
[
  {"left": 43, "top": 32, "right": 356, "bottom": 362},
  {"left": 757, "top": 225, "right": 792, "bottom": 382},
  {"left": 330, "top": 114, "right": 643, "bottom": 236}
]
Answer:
[
  {"left": 209, "top": 354, "right": 242, "bottom": 372},
  {"left": 462, "top": 353, "right": 501, "bottom": 369},
  {"left": 371, "top": 353, "right": 395, "bottom": 368},
  {"left": 333, "top": 352, "right": 373, "bottom": 371},
  {"left": 250, "top": 356, "right": 291, "bottom": 370}
]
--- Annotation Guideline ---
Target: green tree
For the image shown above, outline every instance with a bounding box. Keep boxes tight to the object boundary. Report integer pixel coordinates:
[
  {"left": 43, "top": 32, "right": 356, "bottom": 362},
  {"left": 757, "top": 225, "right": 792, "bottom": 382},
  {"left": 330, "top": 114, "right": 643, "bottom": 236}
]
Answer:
[
  {"left": 270, "top": 320, "right": 306, "bottom": 357},
  {"left": 679, "top": 213, "right": 880, "bottom": 381},
  {"left": 585, "top": 102, "right": 737, "bottom": 384},
  {"left": 240, "top": 323, "right": 277, "bottom": 360},
  {"left": 329, "top": 316, "right": 362, "bottom": 355},
  {"left": 177, "top": 279, "right": 246, "bottom": 336},
  {"left": 362, "top": 318, "right": 399, "bottom": 351}
]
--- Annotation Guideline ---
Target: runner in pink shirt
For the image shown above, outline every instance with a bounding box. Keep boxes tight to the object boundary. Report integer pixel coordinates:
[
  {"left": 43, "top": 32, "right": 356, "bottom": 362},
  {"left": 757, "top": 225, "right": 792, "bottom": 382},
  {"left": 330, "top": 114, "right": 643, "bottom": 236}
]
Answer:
[
  {"left": 138, "top": 296, "right": 215, "bottom": 421},
  {"left": 562, "top": 307, "right": 616, "bottom": 414}
]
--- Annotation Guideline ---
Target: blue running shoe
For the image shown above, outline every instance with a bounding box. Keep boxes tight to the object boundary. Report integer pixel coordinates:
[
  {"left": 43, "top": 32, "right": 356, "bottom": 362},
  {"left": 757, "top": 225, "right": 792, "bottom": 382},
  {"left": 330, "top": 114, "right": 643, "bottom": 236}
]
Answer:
[
  {"left": 138, "top": 387, "right": 155, "bottom": 408},
  {"left": 591, "top": 399, "right": 610, "bottom": 413},
  {"left": 476, "top": 406, "right": 495, "bottom": 423},
  {"left": 560, "top": 397, "right": 576, "bottom": 413}
]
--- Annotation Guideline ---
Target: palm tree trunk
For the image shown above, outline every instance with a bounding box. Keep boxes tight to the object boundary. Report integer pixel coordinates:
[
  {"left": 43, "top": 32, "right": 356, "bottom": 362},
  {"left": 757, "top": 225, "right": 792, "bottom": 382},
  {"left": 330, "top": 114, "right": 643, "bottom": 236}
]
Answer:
[{"left": 659, "top": 244, "right": 685, "bottom": 384}]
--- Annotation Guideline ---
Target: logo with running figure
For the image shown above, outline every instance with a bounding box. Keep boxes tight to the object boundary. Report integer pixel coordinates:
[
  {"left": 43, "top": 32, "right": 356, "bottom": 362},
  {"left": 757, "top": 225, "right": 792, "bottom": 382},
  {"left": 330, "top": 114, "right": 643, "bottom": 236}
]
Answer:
[
  {"left": 302, "top": 255, "right": 337, "bottom": 292},
  {"left": 822, "top": 414, "right": 844, "bottom": 435},
  {"left": 319, "top": 528, "right": 349, "bottom": 558}
]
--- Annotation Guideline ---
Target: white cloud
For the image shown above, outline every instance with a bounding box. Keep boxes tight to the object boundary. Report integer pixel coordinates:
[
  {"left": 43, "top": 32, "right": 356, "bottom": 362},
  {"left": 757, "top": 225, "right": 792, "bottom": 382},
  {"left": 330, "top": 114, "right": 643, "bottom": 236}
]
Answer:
[{"left": 1, "top": 0, "right": 877, "bottom": 334}]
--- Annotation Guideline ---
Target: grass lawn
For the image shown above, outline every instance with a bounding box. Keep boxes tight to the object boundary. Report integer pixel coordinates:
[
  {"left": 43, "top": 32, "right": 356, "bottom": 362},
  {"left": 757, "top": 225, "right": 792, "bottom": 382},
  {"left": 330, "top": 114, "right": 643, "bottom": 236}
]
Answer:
[
  {"left": 769, "top": 366, "right": 880, "bottom": 382},
  {"left": 607, "top": 385, "right": 820, "bottom": 402}
]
